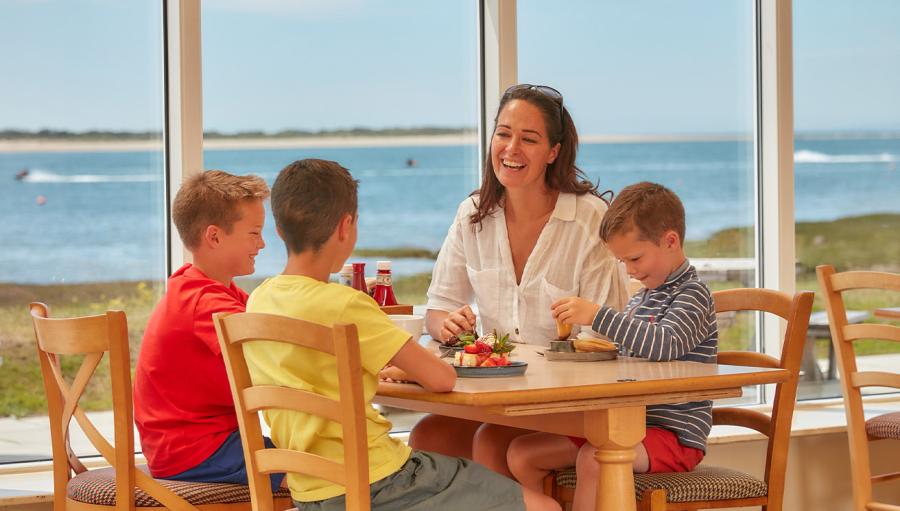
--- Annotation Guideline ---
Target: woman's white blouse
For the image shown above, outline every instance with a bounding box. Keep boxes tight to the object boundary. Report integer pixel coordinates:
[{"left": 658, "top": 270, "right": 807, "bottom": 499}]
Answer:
[{"left": 426, "top": 192, "right": 629, "bottom": 346}]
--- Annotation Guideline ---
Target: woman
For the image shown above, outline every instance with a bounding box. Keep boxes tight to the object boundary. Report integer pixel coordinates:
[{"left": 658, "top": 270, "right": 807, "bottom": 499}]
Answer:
[{"left": 410, "top": 84, "right": 629, "bottom": 473}]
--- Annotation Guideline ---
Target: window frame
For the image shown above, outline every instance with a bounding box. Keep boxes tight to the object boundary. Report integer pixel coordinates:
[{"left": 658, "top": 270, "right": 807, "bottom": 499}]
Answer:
[{"left": 165, "top": 0, "right": 797, "bottom": 409}]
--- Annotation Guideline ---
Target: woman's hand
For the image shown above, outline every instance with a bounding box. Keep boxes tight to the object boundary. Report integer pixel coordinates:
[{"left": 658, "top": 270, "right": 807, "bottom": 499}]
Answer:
[
  {"left": 440, "top": 305, "right": 477, "bottom": 343},
  {"left": 552, "top": 297, "right": 601, "bottom": 326}
]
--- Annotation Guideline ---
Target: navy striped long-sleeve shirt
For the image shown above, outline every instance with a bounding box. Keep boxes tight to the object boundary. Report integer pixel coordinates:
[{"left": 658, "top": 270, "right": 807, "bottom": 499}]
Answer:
[{"left": 590, "top": 260, "right": 718, "bottom": 452}]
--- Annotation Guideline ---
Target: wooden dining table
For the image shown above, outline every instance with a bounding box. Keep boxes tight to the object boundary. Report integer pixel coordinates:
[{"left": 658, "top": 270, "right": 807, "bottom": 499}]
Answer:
[{"left": 376, "top": 342, "right": 789, "bottom": 511}]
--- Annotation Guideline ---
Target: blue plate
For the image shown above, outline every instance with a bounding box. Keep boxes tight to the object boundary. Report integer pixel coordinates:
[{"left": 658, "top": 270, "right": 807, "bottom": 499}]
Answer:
[
  {"left": 438, "top": 345, "right": 466, "bottom": 358},
  {"left": 452, "top": 360, "right": 528, "bottom": 378}
]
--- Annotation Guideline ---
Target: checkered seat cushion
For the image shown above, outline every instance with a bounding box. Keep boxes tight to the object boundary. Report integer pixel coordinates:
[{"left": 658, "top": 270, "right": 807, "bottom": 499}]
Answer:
[
  {"left": 555, "top": 465, "right": 768, "bottom": 503},
  {"left": 67, "top": 466, "right": 292, "bottom": 507},
  {"left": 867, "top": 411, "right": 900, "bottom": 440}
]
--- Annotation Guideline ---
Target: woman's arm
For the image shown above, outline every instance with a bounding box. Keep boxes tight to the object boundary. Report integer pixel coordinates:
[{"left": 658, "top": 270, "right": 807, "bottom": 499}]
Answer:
[{"left": 425, "top": 200, "right": 478, "bottom": 341}]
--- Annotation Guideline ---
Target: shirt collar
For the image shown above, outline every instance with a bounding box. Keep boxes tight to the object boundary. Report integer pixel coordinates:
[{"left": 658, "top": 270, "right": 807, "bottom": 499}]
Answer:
[
  {"left": 662, "top": 259, "right": 691, "bottom": 286},
  {"left": 551, "top": 192, "right": 577, "bottom": 222}
]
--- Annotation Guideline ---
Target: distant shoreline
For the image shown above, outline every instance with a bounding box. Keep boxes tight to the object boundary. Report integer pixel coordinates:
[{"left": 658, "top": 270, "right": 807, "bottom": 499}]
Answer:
[
  {"left": 3, "top": 131, "right": 898, "bottom": 154},
  {"left": 0, "top": 134, "right": 478, "bottom": 154}
]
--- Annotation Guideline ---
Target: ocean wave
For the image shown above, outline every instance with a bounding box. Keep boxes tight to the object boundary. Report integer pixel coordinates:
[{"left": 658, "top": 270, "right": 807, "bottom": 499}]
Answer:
[
  {"left": 794, "top": 150, "right": 898, "bottom": 164},
  {"left": 19, "top": 169, "right": 159, "bottom": 183}
]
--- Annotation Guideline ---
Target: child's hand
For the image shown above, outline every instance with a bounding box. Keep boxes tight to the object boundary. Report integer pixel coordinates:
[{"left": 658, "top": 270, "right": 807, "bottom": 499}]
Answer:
[
  {"left": 551, "top": 297, "right": 601, "bottom": 326},
  {"left": 379, "top": 365, "right": 413, "bottom": 383}
]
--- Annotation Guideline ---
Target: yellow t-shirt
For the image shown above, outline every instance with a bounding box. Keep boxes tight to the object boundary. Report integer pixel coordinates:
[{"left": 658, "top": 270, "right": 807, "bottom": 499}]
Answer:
[{"left": 244, "top": 274, "right": 412, "bottom": 502}]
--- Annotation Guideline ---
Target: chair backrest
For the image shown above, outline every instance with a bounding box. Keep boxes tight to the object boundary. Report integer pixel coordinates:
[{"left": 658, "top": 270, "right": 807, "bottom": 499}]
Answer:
[
  {"left": 816, "top": 265, "right": 900, "bottom": 510},
  {"left": 30, "top": 302, "right": 136, "bottom": 511},
  {"left": 379, "top": 304, "right": 413, "bottom": 315},
  {"left": 30, "top": 303, "right": 207, "bottom": 511},
  {"left": 213, "top": 312, "right": 370, "bottom": 511},
  {"left": 709, "top": 288, "right": 814, "bottom": 508}
]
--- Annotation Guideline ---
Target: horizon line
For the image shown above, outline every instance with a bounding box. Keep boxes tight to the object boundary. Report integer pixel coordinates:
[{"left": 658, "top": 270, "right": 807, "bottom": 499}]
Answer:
[{"left": 2, "top": 130, "right": 900, "bottom": 154}]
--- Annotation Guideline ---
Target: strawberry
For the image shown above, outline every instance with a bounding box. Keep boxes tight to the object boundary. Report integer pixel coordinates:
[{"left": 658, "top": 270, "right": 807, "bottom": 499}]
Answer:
[
  {"left": 476, "top": 353, "right": 490, "bottom": 366},
  {"left": 494, "top": 355, "right": 509, "bottom": 366},
  {"left": 475, "top": 340, "right": 492, "bottom": 354},
  {"left": 480, "top": 357, "right": 497, "bottom": 367},
  {"left": 464, "top": 344, "right": 480, "bottom": 354}
]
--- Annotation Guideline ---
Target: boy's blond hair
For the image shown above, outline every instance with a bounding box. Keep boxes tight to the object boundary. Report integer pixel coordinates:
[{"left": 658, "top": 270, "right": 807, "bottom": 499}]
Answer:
[
  {"left": 599, "top": 181, "right": 686, "bottom": 244},
  {"left": 173, "top": 170, "right": 270, "bottom": 249}
]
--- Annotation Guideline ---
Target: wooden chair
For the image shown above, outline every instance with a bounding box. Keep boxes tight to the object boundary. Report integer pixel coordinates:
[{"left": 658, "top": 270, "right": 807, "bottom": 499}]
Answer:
[
  {"left": 816, "top": 265, "right": 900, "bottom": 511},
  {"left": 379, "top": 304, "right": 413, "bottom": 315},
  {"left": 213, "top": 312, "right": 371, "bottom": 511},
  {"left": 29, "top": 302, "right": 291, "bottom": 511},
  {"left": 548, "top": 288, "right": 814, "bottom": 511}
]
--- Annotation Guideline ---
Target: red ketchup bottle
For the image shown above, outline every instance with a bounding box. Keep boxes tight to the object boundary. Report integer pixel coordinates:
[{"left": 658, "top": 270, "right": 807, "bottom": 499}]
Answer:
[
  {"left": 372, "top": 260, "right": 398, "bottom": 306},
  {"left": 351, "top": 262, "right": 368, "bottom": 295}
]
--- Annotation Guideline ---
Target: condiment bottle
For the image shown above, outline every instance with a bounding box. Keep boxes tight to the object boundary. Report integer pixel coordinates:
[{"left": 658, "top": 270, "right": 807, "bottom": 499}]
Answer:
[
  {"left": 338, "top": 264, "right": 353, "bottom": 286},
  {"left": 351, "top": 262, "right": 368, "bottom": 294},
  {"left": 372, "top": 260, "right": 398, "bottom": 306}
]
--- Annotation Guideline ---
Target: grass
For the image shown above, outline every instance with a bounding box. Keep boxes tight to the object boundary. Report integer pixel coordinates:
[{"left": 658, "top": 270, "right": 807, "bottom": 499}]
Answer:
[
  {"left": 686, "top": 213, "right": 900, "bottom": 273},
  {"left": 710, "top": 277, "right": 900, "bottom": 357},
  {"left": 0, "top": 281, "right": 162, "bottom": 417},
  {"left": 2, "top": 214, "right": 897, "bottom": 417},
  {"left": 352, "top": 247, "right": 439, "bottom": 260}
]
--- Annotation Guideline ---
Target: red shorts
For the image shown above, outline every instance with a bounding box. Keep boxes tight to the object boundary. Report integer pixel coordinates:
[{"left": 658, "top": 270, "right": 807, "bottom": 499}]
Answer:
[{"left": 568, "top": 427, "right": 704, "bottom": 473}]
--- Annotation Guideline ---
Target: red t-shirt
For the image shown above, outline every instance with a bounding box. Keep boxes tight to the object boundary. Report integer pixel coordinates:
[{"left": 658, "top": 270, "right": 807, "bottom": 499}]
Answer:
[{"left": 133, "top": 264, "right": 247, "bottom": 477}]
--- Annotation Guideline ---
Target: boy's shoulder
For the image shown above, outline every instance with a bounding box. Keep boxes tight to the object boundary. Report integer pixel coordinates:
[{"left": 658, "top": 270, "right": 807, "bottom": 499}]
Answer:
[
  {"left": 249, "top": 275, "right": 378, "bottom": 320},
  {"left": 669, "top": 266, "right": 714, "bottom": 306},
  {"left": 165, "top": 264, "right": 247, "bottom": 311}
]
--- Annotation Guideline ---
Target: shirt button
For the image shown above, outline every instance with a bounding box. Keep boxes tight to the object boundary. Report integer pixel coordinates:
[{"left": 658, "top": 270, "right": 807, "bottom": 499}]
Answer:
[{"left": 515, "top": 328, "right": 520, "bottom": 334}]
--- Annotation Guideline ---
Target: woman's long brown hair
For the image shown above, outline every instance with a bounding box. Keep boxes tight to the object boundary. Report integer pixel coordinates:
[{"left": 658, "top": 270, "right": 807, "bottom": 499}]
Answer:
[{"left": 470, "top": 86, "right": 607, "bottom": 227}]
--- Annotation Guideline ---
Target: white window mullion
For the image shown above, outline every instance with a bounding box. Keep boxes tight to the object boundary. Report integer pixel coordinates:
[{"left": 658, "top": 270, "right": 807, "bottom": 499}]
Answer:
[
  {"left": 478, "top": 0, "right": 517, "bottom": 177},
  {"left": 164, "top": 0, "right": 203, "bottom": 275},
  {"left": 758, "top": 0, "right": 796, "bottom": 392}
]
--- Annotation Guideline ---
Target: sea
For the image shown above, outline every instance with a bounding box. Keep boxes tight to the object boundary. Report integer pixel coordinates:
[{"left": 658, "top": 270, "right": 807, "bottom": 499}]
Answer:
[{"left": 1, "top": 135, "right": 898, "bottom": 285}]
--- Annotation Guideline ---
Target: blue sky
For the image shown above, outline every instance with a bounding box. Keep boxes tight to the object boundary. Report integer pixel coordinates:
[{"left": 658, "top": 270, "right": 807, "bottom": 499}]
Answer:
[{"left": 1, "top": 0, "right": 898, "bottom": 135}]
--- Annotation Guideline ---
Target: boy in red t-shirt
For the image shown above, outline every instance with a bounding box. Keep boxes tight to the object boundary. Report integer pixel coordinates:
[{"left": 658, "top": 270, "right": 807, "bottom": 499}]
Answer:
[{"left": 133, "top": 170, "right": 282, "bottom": 488}]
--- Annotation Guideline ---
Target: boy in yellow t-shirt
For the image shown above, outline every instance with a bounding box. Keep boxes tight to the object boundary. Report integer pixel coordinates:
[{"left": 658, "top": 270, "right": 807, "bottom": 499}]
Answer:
[{"left": 244, "top": 159, "right": 559, "bottom": 511}]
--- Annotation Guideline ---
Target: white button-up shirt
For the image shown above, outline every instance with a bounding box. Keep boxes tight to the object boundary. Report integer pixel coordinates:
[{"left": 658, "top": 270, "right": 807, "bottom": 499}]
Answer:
[{"left": 426, "top": 192, "right": 629, "bottom": 346}]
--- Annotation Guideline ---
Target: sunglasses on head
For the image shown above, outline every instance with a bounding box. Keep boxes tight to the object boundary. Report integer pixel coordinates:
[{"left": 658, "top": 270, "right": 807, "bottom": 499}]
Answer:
[{"left": 502, "top": 84, "right": 565, "bottom": 130}]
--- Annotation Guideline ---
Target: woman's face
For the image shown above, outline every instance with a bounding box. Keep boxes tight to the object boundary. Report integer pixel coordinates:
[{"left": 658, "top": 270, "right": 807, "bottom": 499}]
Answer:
[{"left": 490, "top": 99, "right": 561, "bottom": 195}]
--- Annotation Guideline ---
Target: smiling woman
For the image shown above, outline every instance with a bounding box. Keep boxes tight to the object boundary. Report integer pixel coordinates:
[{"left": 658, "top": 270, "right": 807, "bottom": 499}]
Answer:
[{"left": 410, "top": 85, "right": 630, "bottom": 468}]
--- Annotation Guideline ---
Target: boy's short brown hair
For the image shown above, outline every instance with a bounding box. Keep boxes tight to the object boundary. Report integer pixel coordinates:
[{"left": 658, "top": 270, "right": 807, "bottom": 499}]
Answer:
[
  {"left": 599, "top": 181, "right": 686, "bottom": 244},
  {"left": 271, "top": 159, "right": 359, "bottom": 254},
  {"left": 173, "top": 170, "right": 270, "bottom": 249}
]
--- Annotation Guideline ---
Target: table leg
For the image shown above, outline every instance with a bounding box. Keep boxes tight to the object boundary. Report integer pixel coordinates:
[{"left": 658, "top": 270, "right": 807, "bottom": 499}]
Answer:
[
  {"left": 584, "top": 406, "right": 646, "bottom": 511},
  {"left": 800, "top": 334, "right": 825, "bottom": 382}
]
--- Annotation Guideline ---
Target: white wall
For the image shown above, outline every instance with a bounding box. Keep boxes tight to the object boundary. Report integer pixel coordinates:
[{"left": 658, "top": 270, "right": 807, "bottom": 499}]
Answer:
[{"left": 705, "top": 432, "right": 900, "bottom": 510}]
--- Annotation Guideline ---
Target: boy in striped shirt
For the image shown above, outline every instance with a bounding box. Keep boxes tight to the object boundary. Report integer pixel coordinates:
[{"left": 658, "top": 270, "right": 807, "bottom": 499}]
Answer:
[{"left": 506, "top": 182, "right": 718, "bottom": 508}]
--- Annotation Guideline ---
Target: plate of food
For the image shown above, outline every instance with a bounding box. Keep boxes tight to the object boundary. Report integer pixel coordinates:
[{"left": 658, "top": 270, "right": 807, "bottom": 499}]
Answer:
[
  {"left": 449, "top": 330, "right": 528, "bottom": 377},
  {"left": 438, "top": 330, "right": 477, "bottom": 358},
  {"left": 544, "top": 339, "right": 618, "bottom": 362}
]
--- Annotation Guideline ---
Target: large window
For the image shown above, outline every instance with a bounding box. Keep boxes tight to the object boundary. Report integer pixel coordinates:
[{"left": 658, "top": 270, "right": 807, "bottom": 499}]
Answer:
[
  {"left": 201, "top": 1, "right": 481, "bottom": 307},
  {"left": 794, "top": 0, "right": 900, "bottom": 400},
  {"left": 0, "top": 1, "right": 166, "bottom": 462},
  {"left": 518, "top": 0, "right": 760, "bottom": 403},
  {"left": 200, "top": 1, "right": 480, "bottom": 432}
]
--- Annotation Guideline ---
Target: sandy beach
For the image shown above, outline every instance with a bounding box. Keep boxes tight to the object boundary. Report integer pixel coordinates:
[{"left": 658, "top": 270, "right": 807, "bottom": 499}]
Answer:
[{"left": 0, "top": 134, "right": 479, "bottom": 154}]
